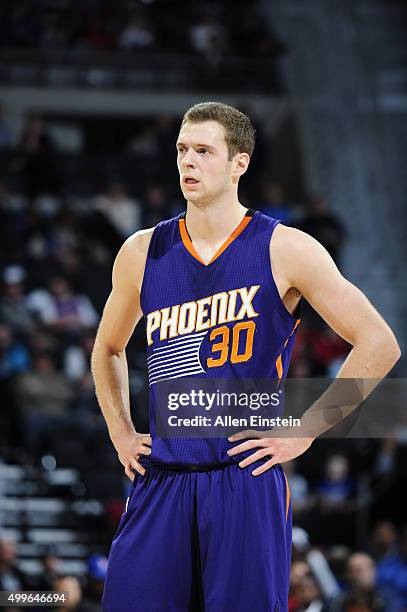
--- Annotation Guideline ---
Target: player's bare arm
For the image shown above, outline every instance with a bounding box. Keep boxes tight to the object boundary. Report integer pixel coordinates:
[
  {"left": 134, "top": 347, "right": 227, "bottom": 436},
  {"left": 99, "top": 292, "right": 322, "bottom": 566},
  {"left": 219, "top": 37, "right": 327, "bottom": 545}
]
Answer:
[
  {"left": 91, "top": 228, "right": 154, "bottom": 480},
  {"left": 228, "top": 224, "right": 401, "bottom": 475}
]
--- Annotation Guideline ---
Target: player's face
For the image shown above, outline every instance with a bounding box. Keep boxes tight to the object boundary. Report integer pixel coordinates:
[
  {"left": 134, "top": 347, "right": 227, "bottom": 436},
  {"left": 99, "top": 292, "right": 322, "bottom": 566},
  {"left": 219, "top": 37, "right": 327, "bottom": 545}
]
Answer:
[{"left": 176, "top": 121, "right": 235, "bottom": 206}]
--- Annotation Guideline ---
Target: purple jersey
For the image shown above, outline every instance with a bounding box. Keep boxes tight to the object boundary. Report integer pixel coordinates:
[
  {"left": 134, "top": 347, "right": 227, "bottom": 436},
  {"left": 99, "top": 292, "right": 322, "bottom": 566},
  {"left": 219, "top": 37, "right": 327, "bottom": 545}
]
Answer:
[{"left": 140, "top": 209, "right": 301, "bottom": 467}]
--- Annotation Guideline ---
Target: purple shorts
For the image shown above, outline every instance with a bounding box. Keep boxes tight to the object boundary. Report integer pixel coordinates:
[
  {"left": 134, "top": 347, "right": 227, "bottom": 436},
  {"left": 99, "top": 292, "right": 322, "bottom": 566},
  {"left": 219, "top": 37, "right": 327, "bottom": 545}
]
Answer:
[{"left": 102, "top": 460, "right": 291, "bottom": 612}]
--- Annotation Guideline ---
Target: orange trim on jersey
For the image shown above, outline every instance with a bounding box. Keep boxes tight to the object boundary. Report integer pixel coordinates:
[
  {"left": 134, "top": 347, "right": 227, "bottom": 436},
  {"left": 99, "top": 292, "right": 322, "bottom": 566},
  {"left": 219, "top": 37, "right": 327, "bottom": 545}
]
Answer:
[
  {"left": 179, "top": 215, "right": 252, "bottom": 266},
  {"left": 284, "top": 472, "right": 291, "bottom": 521},
  {"left": 179, "top": 218, "right": 205, "bottom": 264},
  {"left": 276, "top": 354, "right": 284, "bottom": 379},
  {"left": 209, "top": 216, "right": 252, "bottom": 264},
  {"left": 275, "top": 318, "right": 301, "bottom": 381}
]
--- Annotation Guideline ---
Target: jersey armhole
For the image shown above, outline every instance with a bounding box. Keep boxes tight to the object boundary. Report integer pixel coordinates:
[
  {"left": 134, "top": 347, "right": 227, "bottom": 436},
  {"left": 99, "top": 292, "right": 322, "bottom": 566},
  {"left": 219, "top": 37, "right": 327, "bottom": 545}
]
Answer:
[
  {"left": 268, "top": 220, "right": 302, "bottom": 326},
  {"left": 139, "top": 227, "right": 158, "bottom": 315}
]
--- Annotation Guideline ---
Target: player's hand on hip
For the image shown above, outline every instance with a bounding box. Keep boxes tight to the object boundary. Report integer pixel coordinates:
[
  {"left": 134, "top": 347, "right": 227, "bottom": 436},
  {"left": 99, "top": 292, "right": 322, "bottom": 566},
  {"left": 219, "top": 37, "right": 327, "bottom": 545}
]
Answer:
[
  {"left": 227, "top": 428, "right": 314, "bottom": 476},
  {"left": 111, "top": 428, "right": 152, "bottom": 480}
]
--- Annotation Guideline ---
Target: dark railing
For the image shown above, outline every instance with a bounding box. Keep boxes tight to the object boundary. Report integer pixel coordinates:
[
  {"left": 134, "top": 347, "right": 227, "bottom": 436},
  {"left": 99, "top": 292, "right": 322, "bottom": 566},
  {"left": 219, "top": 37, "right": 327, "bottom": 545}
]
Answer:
[{"left": 0, "top": 47, "right": 281, "bottom": 93}]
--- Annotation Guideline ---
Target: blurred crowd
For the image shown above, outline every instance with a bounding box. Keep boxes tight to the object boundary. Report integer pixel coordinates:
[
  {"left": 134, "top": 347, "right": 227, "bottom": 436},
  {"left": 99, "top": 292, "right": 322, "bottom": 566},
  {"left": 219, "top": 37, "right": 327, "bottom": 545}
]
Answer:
[
  {"left": 0, "top": 0, "right": 286, "bottom": 92},
  {"left": 0, "top": 0, "right": 285, "bottom": 75},
  {"left": 0, "top": 540, "right": 108, "bottom": 611},
  {"left": 288, "top": 519, "right": 407, "bottom": 612}
]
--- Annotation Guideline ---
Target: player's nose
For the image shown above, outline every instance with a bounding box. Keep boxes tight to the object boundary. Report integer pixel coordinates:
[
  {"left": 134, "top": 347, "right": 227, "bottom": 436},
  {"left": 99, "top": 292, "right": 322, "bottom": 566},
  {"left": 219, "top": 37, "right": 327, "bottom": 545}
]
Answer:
[{"left": 181, "top": 148, "right": 197, "bottom": 168}]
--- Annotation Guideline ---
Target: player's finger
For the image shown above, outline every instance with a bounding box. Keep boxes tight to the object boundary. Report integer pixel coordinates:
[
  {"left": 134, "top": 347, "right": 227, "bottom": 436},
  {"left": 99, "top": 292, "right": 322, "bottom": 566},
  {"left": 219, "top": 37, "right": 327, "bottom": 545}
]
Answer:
[
  {"left": 139, "top": 435, "right": 152, "bottom": 447},
  {"left": 227, "top": 438, "right": 267, "bottom": 456},
  {"left": 252, "top": 458, "right": 278, "bottom": 476},
  {"left": 138, "top": 446, "right": 152, "bottom": 456},
  {"left": 125, "top": 465, "right": 135, "bottom": 481},
  {"left": 228, "top": 429, "right": 261, "bottom": 442},
  {"left": 238, "top": 447, "right": 272, "bottom": 468},
  {"left": 130, "top": 458, "right": 146, "bottom": 476}
]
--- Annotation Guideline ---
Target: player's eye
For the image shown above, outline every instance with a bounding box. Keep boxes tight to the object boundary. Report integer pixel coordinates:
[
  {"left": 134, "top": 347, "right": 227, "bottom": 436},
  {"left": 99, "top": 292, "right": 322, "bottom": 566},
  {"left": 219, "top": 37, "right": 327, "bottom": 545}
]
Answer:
[{"left": 198, "top": 149, "right": 207, "bottom": 154}]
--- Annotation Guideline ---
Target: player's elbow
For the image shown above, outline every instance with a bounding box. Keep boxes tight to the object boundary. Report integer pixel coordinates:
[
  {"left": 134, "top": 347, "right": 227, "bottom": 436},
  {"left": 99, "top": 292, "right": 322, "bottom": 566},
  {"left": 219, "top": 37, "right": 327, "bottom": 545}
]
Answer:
[
  {"left": 91, "top": 333, "right": 124, "bottom": 367},
  {"left": 373, "top": 326, "right": 401, "bottom": 369},
  {"left": 388, "top": 335, "right": 401, "bottom": 365}
]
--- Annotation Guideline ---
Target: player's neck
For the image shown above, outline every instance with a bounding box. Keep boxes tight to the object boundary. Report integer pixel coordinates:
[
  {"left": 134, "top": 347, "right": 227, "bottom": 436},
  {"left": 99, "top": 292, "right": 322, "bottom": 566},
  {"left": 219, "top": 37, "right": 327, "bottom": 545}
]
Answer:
[{"left": 185, "top": 199, "right": 248, "bottom": 244}]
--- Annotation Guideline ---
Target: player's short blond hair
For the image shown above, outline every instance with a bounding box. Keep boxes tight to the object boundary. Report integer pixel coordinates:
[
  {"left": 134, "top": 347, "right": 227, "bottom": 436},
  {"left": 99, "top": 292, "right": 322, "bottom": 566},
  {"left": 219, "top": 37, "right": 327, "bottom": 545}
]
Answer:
[{"left": 181, "top": 101, "right": 255, "bottom": 160}]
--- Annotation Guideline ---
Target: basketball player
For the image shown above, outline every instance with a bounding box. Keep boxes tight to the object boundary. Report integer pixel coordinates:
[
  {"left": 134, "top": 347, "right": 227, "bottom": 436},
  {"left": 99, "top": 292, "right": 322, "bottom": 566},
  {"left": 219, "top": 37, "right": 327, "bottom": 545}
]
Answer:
[{"left": 92, "top": 102, "right": 400, "bottom": 611}]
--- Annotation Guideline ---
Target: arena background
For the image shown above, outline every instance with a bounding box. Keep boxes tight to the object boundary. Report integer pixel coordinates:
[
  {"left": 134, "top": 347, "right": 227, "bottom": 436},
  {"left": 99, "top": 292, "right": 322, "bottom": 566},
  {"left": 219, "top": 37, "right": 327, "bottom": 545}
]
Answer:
[{"left": 0, "top": 0, "right": 406, "bottom": 610}]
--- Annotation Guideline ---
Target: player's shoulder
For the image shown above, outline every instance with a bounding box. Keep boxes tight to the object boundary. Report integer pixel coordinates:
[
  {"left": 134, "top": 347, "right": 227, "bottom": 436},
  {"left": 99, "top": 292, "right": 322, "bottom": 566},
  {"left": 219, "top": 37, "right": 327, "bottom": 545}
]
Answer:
[
  {"left": 269, "top": 223, "right": 333, "bottom": 285},
  {"left": 113, "top": 227, "right": 155, "bottom": 275},
  {"left": 270, "top": 223, "right": 322, "bottom": 256},
  {"left": 111, "top": 227, "right": 156, "bottom": 291},
  {"left": 253, "top": 212, "right": 312, "bottom": 250},
  {"left": 123, "top": 226, "right": 156, "bottom": 255},
  {"left": 117, "top": 214, "right": 182, "bottom": 261}
]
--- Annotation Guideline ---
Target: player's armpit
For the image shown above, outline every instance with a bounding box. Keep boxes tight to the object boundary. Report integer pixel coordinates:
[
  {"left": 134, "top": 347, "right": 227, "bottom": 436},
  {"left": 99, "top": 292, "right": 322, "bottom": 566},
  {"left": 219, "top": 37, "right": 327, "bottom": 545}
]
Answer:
[
  {"left": 97, "top": 228, "right": 154, "bottom": 354},
  {"left": 272, "top": 225, "right": 400, "bottom": 366}
]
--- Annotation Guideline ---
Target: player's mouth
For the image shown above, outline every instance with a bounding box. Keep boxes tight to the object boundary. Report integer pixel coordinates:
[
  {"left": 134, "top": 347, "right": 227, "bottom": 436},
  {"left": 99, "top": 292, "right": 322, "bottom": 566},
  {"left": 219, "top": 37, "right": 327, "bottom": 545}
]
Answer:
[{"left": 183, "top": 176, "right": 200, "bottom": 185}]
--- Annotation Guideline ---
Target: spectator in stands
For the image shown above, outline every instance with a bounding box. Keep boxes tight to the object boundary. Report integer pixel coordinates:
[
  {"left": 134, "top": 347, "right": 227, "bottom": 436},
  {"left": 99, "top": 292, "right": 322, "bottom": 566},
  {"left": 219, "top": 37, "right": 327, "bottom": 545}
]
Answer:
[
  {"left": 317, "top": 455, "right": 354, "bottom": 509},
  {"left": 0, "top": 538, "right": 31, "bottom": 591},
  {"left": 30, "top": 276, "right": 98, "bottom": 336},
  {"left": 294, "top": 574, "right": 324, "bottom": 611},
  {"left": 119, "top": 17, "right": 155, "bottom": 52},
  {"left": 376, "top": 526, "right": 407, "bottom": 609},
  {"left": 50, "top": 210, "right": 81, "bottom": 261},
  {"left": 289, "top": 560, "right": 313, "bottom": 610},
  {"left": 17, "top": 350, "right": 73, "bottom": 417},
  {"left": 0, "top": 265, "right": 37, "bottom": 336},
  {"left": 0, "top": 322, "right": 30, "bottom": 378},
  {"left": 189, "top": 12, "right": 229, "bottom": 65},
  {"left": 368, "top": 521, "right": 399, "bottom": 562},
  {"left": 297, "top": 195, "right": 346, "bottom": 265},
  {"left": 93, "top": 182, "right": 142, "bottom": 238},
  {"left": 54, "top": 576, "right": 85, "bottom": 611},
  {"left": 28, "top": 329, "right": 57, "bottom": 356},
  {"left": 323, "top": 552, "right": 400, "bottom": 611},
  {"left": 16, "top": 351, "right": 75, "bottom": 455}
]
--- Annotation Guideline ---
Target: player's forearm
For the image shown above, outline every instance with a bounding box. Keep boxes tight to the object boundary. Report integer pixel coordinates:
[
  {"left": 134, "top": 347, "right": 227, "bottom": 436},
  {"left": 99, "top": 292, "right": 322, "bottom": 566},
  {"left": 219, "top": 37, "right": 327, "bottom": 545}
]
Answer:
[
  {"left": 299, "top": 328, "right": 401, "bottom": 439},
  {"left": 337, "top": 325, "right": 400, "bottom": 379},
  {"left": 91, "top": 340, "right": 134, "bottom": 439}
]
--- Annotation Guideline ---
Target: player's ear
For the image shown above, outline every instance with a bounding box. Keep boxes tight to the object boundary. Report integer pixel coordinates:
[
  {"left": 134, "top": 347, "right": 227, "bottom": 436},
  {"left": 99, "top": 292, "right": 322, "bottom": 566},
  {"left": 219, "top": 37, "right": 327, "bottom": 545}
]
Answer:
[{"left": 232, "top": 152, "right": 250, "bottom": 178}]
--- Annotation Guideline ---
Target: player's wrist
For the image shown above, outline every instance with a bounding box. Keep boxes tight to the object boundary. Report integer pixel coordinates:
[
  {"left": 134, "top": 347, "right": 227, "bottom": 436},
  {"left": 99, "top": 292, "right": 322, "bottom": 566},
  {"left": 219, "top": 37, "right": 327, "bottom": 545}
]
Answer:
[{"left": 109, "top": 420, "right": 136, "bottom": 443}]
